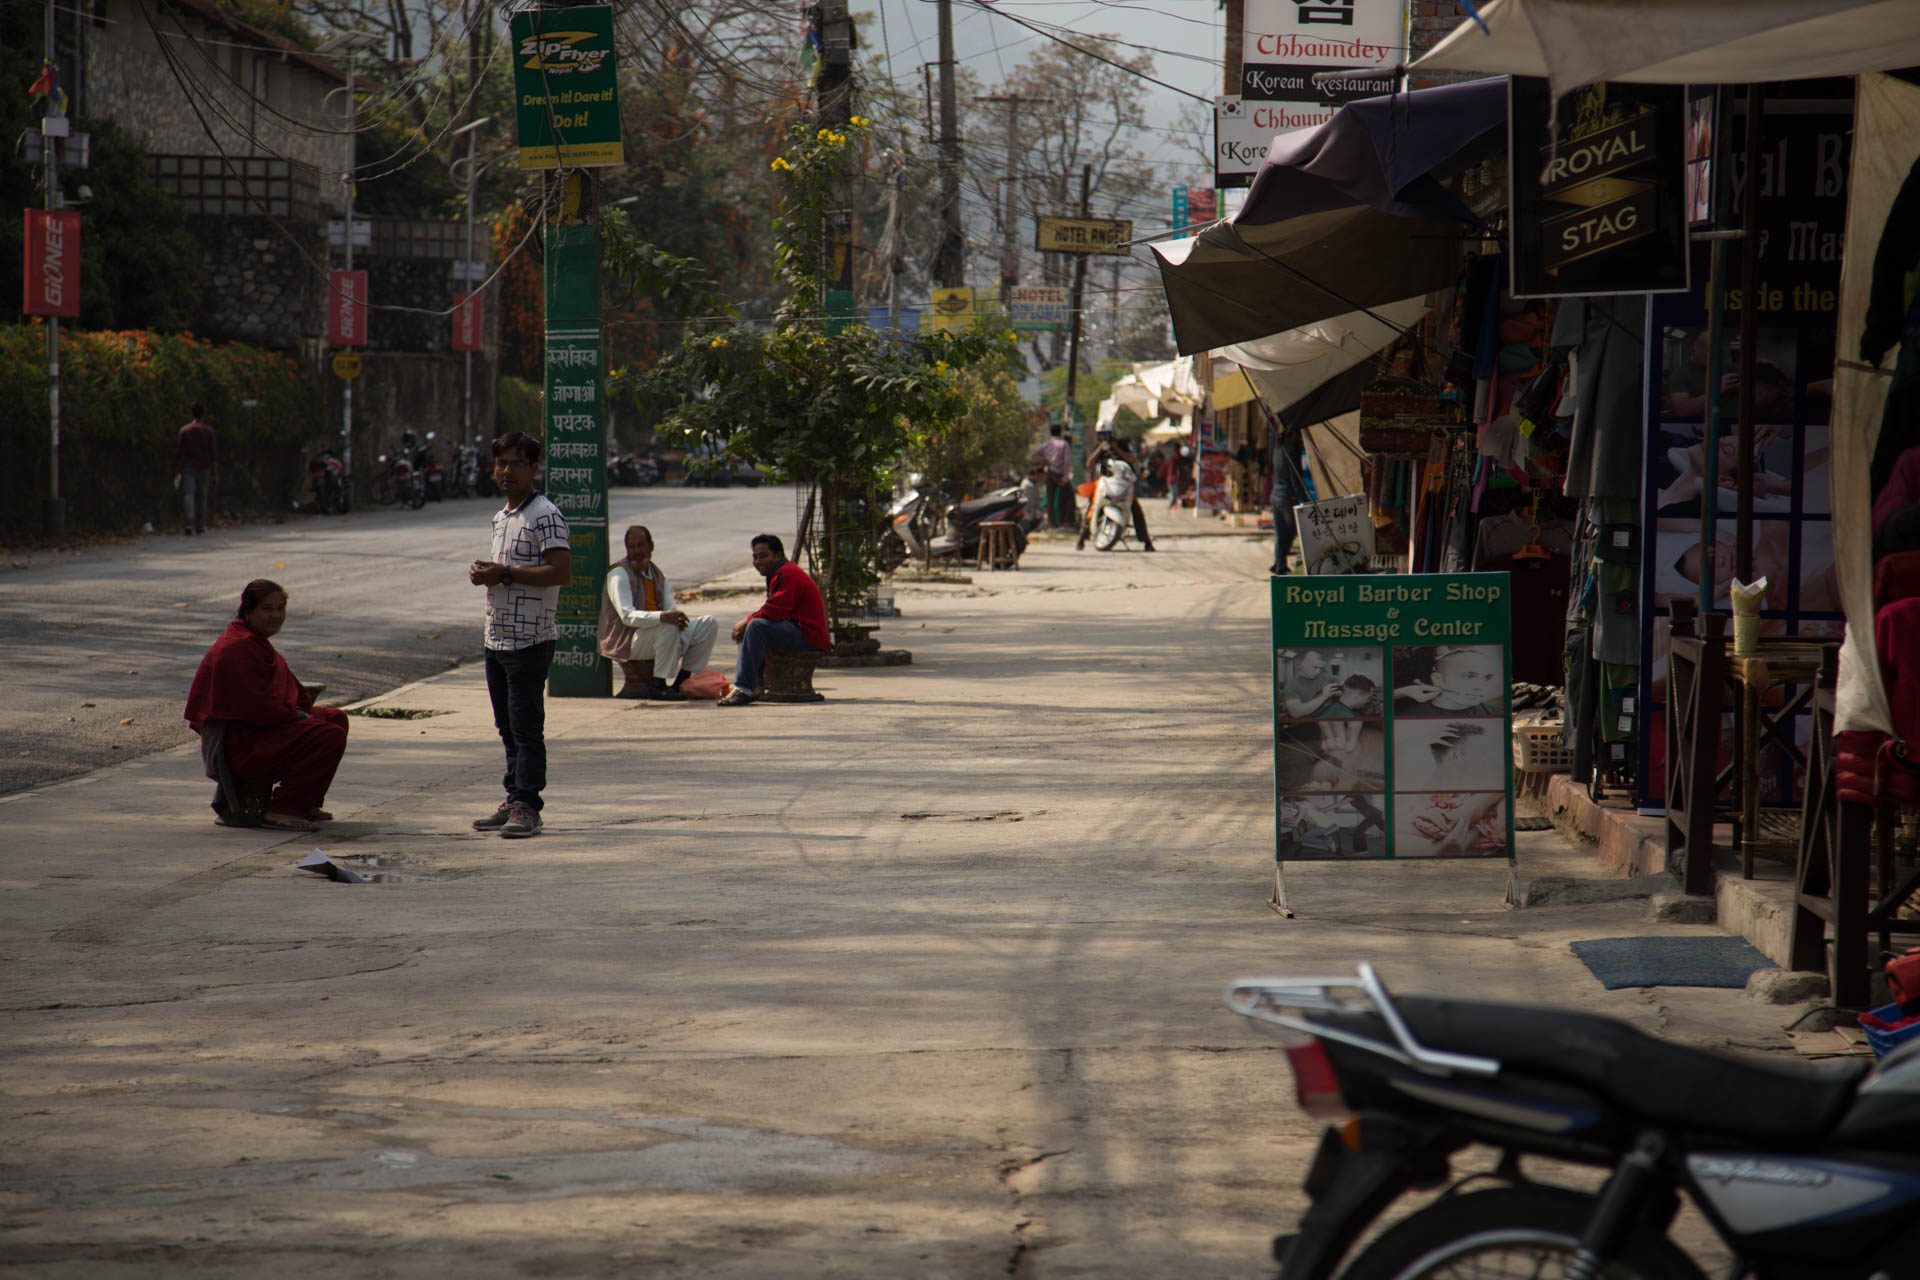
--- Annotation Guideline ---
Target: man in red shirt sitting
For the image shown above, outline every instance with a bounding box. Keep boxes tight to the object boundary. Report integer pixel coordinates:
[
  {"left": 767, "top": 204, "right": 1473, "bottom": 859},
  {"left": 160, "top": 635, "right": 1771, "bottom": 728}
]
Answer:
[{"left": 719, "top": 533, "right": 831, "bottom": 706}]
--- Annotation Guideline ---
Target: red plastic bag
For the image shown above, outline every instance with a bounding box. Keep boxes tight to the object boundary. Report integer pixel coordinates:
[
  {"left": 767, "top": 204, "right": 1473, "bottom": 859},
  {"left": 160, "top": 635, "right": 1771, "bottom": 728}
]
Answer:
[
  {"left": 679, "top": 670, "right": 730, "bottom": 700},
  {"left": 1887, "top": 947, "right": 1920, "bottom": 1014}
]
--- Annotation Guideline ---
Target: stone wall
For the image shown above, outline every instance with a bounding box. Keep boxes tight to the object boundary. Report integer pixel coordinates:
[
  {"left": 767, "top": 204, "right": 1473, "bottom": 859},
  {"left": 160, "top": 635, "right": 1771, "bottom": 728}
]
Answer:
[
  {"left": 85, "top": 0, "right": 347, "bottom": 189},
  {"left": 191, "top": 216, "right": 327, "bottom": 350}
]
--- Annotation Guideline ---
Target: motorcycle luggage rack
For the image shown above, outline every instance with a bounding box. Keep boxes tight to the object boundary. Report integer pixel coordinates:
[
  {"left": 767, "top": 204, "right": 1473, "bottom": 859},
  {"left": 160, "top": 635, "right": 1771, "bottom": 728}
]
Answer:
[{"left": 1227, "top": 962, "right": 1502, "bottom": 1079}]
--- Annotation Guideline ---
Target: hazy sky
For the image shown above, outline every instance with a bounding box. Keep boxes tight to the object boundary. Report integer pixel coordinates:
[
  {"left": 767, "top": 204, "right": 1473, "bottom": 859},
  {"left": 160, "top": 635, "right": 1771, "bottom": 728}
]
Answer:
[{"left": 862, "top": 0, "right": 1226, "bottom": 233}]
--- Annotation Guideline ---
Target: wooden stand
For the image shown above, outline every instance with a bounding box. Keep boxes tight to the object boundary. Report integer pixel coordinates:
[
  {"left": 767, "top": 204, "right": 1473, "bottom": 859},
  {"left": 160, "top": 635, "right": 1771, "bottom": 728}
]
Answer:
[
  {"left": 760, "top": 649, "right": 827, "bottom": 703},
  {"left": 977, "top": 521, "right": 1018, "bottom": 570}
]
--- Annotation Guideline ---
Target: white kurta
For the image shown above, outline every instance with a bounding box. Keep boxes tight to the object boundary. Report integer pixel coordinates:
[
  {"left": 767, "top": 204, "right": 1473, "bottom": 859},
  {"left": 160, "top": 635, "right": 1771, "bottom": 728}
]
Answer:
[{"left": 603, "top": 565, "right": 719, "bottom": 684}]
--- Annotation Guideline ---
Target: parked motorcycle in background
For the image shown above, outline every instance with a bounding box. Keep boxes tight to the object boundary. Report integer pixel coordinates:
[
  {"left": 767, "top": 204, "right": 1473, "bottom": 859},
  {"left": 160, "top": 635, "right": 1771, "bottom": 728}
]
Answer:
[
  {"left": 879, "top": 474, "right": 934, "bottom": 570},
  {"left": 305, "top": 448, "right": 349, "bottom": 515},
  {"left": 411, "top": 430, "right": 445, "bottom": 502},
  {"left": 1228, "top": 963, "right": 1920, "bottom": 1279},
  {"left": 372, "top": 442, "right": 424, "bottom": 509},
  {"left": 610, "top": 451, "right": 659, "bottom": 486},
  {"left": 446, "top": 438, "right": 479, "bottom": 498},
  {"left": 469, "top": 437, "right": 497, "bottom": 498}
]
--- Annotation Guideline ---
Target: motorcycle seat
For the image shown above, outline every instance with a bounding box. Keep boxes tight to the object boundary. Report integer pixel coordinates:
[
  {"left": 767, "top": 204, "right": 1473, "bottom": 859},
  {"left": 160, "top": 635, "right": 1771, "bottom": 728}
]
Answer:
[{"left": 1338, "top": 996, "right": 1871, "bottom": 1146}]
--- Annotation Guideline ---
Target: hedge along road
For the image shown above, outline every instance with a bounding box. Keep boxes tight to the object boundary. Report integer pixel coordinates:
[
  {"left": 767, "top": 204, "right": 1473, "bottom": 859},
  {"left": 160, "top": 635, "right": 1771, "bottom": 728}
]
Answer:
[{"left": 0, "top": 484, "right": 797, "bottom": 796}]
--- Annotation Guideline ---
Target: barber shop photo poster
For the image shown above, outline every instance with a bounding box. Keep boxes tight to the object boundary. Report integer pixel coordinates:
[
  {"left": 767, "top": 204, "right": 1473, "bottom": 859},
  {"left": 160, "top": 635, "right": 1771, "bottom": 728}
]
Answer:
[{"left": 1273, "top": 573, "right": 1514, "bottom": 863}]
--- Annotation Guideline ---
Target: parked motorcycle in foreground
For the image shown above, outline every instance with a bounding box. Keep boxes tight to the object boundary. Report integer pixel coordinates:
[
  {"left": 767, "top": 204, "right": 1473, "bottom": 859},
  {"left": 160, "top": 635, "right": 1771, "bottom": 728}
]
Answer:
[{"left": 1228, "top": 963, "right": 1920, "bottom": 1279}]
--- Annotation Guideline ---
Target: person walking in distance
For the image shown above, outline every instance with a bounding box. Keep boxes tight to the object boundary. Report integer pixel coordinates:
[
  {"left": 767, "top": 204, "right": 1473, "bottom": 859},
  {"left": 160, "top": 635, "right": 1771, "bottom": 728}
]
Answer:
[
  {"left": 174, "top": 401, "right": 218, "bottom": 535},
  {"left": 468, "top": 432, "right": 571, "bottom": 838},
  {"left": 1032, "top": 423, "right": 1073, "bottom": 529}
]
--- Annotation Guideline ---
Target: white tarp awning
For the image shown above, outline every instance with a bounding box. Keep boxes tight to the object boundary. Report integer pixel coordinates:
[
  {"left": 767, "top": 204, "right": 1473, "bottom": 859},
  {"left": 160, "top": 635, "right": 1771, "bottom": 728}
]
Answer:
[
  {"left": 1222, "top": 296, "right": 1432, "bottom": 421},
  {"left": 1102, "top": 357, "right": 1206, "bottom": 427},
  {"left": 1414, "top": 0, "right": 1920, "bottom": 101}
]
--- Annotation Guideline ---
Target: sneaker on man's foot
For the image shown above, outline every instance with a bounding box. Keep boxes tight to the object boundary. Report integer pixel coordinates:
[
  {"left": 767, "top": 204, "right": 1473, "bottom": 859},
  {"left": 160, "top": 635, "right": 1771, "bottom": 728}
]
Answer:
[
  {"left": 646, "top": 681, "right": 688, "bottom": 701},
  {"left": 499, "top": 802, "right": 542, "bottom": 838},
  {"left": 472, "top": 802, "right": 514, "bottom": 831}
]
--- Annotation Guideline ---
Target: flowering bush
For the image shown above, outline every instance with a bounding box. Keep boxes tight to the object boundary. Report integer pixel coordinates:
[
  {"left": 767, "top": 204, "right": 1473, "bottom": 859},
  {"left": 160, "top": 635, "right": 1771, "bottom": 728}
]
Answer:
[{"left": 0, "top": 324, "right": 318, "bottom": 539}]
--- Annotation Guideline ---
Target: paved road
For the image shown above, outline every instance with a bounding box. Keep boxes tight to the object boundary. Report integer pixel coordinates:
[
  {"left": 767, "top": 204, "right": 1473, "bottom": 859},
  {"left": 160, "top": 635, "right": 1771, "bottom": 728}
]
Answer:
[{"left": 0, "top": 484, "right": 796, "bottom": 795}]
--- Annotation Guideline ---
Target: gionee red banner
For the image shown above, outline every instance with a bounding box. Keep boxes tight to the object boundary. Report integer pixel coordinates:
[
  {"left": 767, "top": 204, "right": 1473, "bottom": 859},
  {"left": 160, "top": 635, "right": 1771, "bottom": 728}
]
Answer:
[
  {"left": 22, "top": 210, "right": 80, "bottom": 318},
  {"left": 327, "top": 270, "right": 368, "bottom": 347},
  {"left": 452, "top": 292, "right": 482, "bottom": 352}
]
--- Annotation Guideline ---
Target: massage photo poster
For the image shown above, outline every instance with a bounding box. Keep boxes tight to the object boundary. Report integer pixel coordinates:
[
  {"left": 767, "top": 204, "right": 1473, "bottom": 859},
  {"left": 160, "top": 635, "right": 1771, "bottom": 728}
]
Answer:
[{"left": 1271, "top": 573, "right": 1514, "bottom": 865}]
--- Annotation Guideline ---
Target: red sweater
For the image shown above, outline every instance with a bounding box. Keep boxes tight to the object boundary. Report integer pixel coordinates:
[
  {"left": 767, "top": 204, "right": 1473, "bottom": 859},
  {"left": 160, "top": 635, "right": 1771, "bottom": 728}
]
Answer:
[
  {"left": 184, "top": 619, "right": 312, "bottom": 731},
  {"left": 752, "top": 560, "right": 830, "bottom": 649}
]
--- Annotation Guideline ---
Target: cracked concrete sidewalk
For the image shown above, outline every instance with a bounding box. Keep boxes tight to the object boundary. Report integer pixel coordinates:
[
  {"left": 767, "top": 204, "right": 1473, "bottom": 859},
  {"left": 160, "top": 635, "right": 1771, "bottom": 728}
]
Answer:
[{"left": 0, "top": 532, "right": 1809, "bottom": 1277}]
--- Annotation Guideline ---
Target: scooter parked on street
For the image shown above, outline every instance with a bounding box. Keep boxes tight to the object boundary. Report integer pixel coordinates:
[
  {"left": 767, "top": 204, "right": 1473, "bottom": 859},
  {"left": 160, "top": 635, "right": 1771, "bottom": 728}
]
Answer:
[
  {"left": 879, "top": 474, "right": 935, "bottom": 570},
  {"left": 1228, "top": 963, "right": 1920, "bottom": 1279},
  {"left": 372, "top": 443, "right": 424, "bottom": 509}
]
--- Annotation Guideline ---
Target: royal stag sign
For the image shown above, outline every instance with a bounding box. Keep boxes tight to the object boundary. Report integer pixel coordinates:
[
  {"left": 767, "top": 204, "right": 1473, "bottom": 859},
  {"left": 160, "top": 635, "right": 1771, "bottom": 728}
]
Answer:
[
  {"left": 22, "top": 210, "right": 80, "bottom": 318},
  {"left": 1510, "top": 79, "right": 1689, "bottom": 298}
]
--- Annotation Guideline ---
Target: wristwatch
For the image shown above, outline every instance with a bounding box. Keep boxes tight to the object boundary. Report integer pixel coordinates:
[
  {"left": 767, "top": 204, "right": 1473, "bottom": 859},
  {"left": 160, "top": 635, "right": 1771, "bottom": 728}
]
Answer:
[{"left": 501, "top": 566, "right": 514, "bottom": 587}]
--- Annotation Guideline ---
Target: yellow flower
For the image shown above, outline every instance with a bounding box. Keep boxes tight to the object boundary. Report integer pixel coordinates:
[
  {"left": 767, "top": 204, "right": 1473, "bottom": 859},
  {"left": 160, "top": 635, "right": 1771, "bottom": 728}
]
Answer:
[
  {"left": 849, "top": 115, "right": 869, "bottom": 127},
  {"left": 934, "top": 360, "right": 950, "bottom": 374},
  {"left": 770, "top": 156, "right": 790, "bottom": 171},
  {"left": 817, "top": 128, "right": 832, "bottom": 141},
  {"left": 710, "top": 337, "right": 728, "bottom": 348}
]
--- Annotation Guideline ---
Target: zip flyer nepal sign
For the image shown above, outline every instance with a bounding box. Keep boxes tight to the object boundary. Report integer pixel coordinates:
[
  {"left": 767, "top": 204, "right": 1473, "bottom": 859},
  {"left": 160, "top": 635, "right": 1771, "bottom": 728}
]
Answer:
[
  {"left": 1216, "top": 0, "right": 1406, "bottom": 185},
  {"left": 511, "top": 7, "right": 623, "bottom": 169},
  {"left": 23, "top": 209, "right": 80, "bottom": 317},
  {"left": 1271, "top": 573, "right": 1513, "bottom": 863},
  {"left": 1509, "top": 78, "right": 1688, "bottom": 299}
]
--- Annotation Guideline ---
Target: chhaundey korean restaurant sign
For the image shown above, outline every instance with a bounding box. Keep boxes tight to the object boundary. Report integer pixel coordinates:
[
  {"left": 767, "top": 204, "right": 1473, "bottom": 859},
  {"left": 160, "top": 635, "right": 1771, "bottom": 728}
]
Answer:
[
  {"left": 1215, "top": 0, "right": 1406, "bottom": 187},
  {"left": 1510, "top": 78, "right": 1688, "bottom": 298}
]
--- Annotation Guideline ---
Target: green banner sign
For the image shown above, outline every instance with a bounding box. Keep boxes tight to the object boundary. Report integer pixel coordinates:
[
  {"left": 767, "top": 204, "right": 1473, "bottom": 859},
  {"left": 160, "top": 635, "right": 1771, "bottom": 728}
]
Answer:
[
  {"left": 543, "top": 224, "right": 608, "bottom": 696},
  {"left": 511, "top": 6, "right": 624, "bottom": 169},
  {"left": 1271, "top": 573, "right": 1514, "bottom": 862}
]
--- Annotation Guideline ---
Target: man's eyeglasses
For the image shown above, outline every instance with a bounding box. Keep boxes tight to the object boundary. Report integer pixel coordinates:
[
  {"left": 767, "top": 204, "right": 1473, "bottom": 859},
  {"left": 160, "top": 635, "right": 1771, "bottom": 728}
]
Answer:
[{"left": 492, "top": 457, "right": 533, "bottom": 471}]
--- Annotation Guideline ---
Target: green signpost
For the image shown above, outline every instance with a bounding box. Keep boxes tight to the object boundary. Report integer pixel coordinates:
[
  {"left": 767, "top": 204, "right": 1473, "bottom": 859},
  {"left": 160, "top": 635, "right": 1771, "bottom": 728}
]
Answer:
[
  {"left": 543, "top": 223, "right": 609, "bottom": 696},
  {"left": 1270, "top": 572, "right": 1514, "bottom": 904},
  {"left": 510, "top": 6, "right": 624, "bottom": 169}
]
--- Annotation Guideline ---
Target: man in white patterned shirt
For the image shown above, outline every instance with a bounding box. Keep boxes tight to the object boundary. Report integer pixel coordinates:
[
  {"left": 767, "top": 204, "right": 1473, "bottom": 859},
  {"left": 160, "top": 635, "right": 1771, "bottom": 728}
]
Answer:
[{"left": 467, "top": 431, "right": 571, "bottom": 838}]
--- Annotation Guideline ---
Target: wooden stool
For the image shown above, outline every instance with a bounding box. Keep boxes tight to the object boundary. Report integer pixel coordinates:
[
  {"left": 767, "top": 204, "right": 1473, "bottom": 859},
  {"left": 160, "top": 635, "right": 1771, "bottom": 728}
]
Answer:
[
  {"left": 761, "top": 649, "right": 828, "bottom": 703},
  {"left": 615, "top": 659, "right": 654, "bottom": 698},
  {"left": 977, "top": 521, "right": 1018, "bottom": 570}
]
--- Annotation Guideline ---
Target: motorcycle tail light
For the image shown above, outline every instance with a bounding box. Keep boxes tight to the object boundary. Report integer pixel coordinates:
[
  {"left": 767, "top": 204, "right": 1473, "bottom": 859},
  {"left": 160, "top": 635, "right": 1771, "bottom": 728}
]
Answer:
[{"left": 1285, "top": 1040, "right": 1350, "bottom": 1119}]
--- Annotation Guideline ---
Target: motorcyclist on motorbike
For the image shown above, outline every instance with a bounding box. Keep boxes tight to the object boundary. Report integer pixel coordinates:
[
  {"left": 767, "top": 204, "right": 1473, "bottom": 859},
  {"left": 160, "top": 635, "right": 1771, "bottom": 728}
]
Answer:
[{"left": 1078, "top": 428, "right": 1156, "bottom": 551}]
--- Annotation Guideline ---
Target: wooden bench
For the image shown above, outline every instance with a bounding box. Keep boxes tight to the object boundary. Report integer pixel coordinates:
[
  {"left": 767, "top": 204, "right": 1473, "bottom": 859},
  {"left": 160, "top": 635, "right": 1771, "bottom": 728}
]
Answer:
[
  {"left": 977, "top": 520, "right": 1019, "bottom": 570},
  {"left": 760, "top": 648, "right": 828, "bottom": 703},
  {"left": 615, "top": 659, "right": 654, "bottom": 698}
]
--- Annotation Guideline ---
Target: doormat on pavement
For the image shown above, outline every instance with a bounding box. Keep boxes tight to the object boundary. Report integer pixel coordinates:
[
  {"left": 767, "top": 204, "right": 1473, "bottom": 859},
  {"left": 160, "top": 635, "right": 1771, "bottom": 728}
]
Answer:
[{"left": 1569, "top": 936, "right": 1777, "bottom": 990}]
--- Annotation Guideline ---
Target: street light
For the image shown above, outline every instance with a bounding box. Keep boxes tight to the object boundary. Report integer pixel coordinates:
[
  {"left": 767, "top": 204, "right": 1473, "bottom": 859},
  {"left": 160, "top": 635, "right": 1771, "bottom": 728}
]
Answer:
[
  {"left": 318, "top": 29, "right": 380, "bottom": 500},
  {"left": 449, "top": 115, "right": 500, "bottom": 452}
]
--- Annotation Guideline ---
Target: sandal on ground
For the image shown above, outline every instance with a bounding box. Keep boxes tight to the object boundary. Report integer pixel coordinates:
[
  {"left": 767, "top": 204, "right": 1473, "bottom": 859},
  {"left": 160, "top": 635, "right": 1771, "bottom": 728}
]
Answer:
[
  {"left": 305, "top": 808, "right": 334, "bottom": 822},
  {"left": 263, "top": 811, "right": 321, "bottom": 831},
  {"left": 716, "top": 688, "right": 757, "bottom": 707}
]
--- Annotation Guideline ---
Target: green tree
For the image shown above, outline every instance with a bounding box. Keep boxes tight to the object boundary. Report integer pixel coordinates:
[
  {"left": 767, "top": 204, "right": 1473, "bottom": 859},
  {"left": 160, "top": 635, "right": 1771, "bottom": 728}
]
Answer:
[
  {"left": 903, "top": 358, "right": 1036, "bottom": 502},
  {"left": 614, "top": 118, "right": 1014, "bottom": 628}
]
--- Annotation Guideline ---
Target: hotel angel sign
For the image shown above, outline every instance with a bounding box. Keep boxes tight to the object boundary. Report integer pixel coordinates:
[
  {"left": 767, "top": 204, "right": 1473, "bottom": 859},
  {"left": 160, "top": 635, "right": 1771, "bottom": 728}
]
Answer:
[{"left": 1510, "top": 78, "right": 1688, "bottom": 298}]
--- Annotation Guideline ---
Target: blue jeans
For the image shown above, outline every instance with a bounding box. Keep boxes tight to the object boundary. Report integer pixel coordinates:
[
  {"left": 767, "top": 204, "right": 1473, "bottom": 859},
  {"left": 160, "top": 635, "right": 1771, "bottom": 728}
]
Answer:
[
  {"left": 181, "top": 466, "right": 211, "bottom": 532},
  {"left": 484, "top": 640, "right": 553, "bottom": 810},
  {"left": 734, "top": 618, "right": 809, "bottom": 692}
]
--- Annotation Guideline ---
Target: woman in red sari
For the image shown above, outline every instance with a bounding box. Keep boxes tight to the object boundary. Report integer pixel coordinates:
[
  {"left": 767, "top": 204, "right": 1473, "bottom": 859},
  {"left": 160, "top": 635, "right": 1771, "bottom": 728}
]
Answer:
[{"left": 184, "top": 579, "right": 349, "bottom": 831}]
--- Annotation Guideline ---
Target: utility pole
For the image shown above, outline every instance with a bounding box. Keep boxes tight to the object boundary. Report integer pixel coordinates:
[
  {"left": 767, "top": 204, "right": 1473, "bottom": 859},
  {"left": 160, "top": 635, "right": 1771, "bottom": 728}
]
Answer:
[
  {"left": 1064, "top": 163, "right": 1091, "bottom": 478},
  {"left": 342, "top": 45, "right": 358, "bottom": 495},
  {"left": 933, "top": 0, "right": 964, "bottom": 287},
  {"left": 42, "top": 0, "right": 64, "bottom": 536},
  {"left": 975, "top": 94, "right": 1048, "bottom": 309}
]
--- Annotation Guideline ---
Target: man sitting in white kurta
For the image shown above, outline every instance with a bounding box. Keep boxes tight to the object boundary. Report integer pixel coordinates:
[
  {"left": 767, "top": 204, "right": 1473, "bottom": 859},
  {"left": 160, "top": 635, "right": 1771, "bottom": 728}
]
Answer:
[{"left": 596, "top": 525, "right": 719, "bottom": 701}]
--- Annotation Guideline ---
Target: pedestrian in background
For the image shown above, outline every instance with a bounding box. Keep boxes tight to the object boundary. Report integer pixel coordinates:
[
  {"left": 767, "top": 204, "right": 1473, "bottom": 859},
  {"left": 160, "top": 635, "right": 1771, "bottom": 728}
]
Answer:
[
  {"left": 174, "top": 401, "right": 217, "bottom": 535},
  {"left": 1032, "top": 423, "right": 1073, "bottom": 529},
  {"left": 468, "top": 431, "right": 571, "bottom": 839},
  {"left": 1271, "top": 422, "right": 1305, "bottom": 576}
]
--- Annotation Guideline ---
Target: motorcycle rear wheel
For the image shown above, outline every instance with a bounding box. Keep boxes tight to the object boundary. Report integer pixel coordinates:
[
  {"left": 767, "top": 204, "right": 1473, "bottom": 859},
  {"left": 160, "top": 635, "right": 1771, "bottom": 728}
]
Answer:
[
  {"left": 406, "top": 478, "right": 427, "bottom": 509},
  {"left": 1337, "top": 1186, "right": 1706, "bottom": 1280},
  {"left": 372, "top": 473, "right": 398, "bottom": 506}
]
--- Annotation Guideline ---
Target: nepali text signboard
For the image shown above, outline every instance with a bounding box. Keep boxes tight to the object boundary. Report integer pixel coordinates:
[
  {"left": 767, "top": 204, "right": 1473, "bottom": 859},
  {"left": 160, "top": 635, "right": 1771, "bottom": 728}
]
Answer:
[
  {"left": 1034, "top": 216, "right": 1132, "bottom": 256},
  {"left": 326, "top": 270, "right": 367, "bottom": 347},
  {"left": 21, "top": 209, "right": 79, "bottom": 318},
  {"left": 542, "top": 224, "right": 609, "bottom": 696},
  {"left": 1510, "top": 78, "right": 1688, "bottom": 298},
  {"left": 1008, "top": 285, "right": 1068, "bottom": 332},
  {"left": 1271, "top": 573, "right": 1513, "bottom": 863},
  {"left": 1216, "top": 0, "right": 1406, "bottom": 187},
  {"left": 511, "top": 6, "right": 624, "bottom": 169}
]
